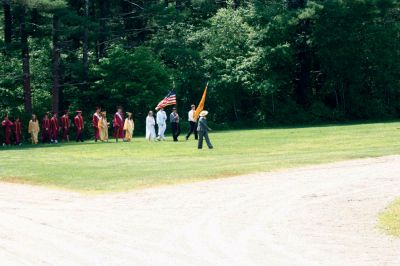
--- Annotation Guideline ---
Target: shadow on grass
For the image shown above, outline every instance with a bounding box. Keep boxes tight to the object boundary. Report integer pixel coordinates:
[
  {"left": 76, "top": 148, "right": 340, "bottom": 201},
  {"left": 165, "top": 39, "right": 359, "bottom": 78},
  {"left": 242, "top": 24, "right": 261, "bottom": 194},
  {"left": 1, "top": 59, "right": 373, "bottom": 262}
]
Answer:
[{"left": 0, "top": 140, "right": 114, "bottom": 151}]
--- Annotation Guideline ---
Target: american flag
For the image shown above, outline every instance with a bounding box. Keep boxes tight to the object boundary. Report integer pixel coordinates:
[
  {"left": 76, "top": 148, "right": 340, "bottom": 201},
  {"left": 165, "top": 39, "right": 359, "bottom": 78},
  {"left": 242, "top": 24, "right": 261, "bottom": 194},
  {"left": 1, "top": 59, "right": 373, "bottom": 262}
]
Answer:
[{"left": 155, "top": 91, "right": 177, "bottom": 110}]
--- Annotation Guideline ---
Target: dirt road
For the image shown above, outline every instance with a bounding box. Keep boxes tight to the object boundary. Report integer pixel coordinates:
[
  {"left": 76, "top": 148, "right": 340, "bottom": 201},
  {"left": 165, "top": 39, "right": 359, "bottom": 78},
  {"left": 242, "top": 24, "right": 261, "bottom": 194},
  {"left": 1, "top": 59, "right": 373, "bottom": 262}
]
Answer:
[{"left": 1, "top": 156, "right": 400, "bottom": 266}]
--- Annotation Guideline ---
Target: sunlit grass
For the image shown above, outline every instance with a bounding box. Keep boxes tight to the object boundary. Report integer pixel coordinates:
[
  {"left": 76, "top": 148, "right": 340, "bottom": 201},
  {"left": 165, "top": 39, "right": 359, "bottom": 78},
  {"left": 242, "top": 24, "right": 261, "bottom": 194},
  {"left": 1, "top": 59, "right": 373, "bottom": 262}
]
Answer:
[
  {"left": 379, "top": 198, "right": 400, "bottom": 237},
  {"left": 1, "top": 122, "right": 399, "bottom": 193}
]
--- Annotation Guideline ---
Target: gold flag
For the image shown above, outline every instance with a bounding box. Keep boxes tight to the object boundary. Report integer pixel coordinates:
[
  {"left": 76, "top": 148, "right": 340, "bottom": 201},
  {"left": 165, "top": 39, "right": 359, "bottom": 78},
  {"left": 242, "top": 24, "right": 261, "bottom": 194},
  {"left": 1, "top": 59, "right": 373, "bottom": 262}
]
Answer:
[{"left": 194, "top": 83, "right": 208, "bottom": 121}]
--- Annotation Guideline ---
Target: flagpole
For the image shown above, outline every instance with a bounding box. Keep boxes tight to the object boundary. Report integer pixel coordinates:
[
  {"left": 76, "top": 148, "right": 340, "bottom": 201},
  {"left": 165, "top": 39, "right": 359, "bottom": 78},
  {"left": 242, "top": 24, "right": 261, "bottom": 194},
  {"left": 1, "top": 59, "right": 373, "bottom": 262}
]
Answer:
[
  {"left": 173, "top": 80, "right": 176, "bottom": 108},
  {"left": 194, "top": 82, "right": 208, "bottom": 121}
]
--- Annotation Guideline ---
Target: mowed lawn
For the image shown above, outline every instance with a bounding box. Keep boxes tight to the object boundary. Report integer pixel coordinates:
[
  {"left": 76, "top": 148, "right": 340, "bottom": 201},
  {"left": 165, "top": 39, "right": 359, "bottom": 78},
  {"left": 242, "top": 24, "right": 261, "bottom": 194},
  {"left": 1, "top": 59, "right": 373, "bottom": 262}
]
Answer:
[
  {"left": 379, "top": 198, "right": 400, "bottom": 237},
  {"left": 0, "top": 122, "right": 399, "bottom": 193}
]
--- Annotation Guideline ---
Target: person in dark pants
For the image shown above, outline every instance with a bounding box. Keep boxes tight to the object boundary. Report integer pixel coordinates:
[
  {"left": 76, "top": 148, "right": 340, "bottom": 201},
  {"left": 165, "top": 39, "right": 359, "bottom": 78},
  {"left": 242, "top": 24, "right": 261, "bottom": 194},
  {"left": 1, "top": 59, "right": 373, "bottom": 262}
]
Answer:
[
  {"left": 170, "top": 107, "right": 181, "bottom": 142},
  {"left": 41, "top": 113, "right": 51, "bottom": 143},
  {"left": 185, "top": 104, "right": 198, "bottom": 140},
  {"left": 197, "top": 110, "right": 213, "bottom": 149},
  {"left": 74, "top": 110, "right": 84, "bottom": 142}
]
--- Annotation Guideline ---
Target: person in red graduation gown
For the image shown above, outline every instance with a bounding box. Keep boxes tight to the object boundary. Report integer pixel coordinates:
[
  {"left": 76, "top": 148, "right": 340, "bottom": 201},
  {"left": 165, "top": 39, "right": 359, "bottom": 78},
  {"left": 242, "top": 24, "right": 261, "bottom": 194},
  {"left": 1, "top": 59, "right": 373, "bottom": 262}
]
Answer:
[
  {"left": 2, "top": 114, "right": 13, "bottom": 146},
  {"left": 92, "top": 107, "right": 101, "bottom": 142},
  {"left": 41, "top": 113, "right": 51, "bottom": 143},
  {"left": 61, "top": 110, "right": 71, "bottom": 142},
  {"left": 113, "top": 106, "right": 124, "bottom": 142},
  {"left": 74, "top": 110, "right": 84, "bottom": 142},
  {"left": 13, "top": 117, "right": 22, "bottom": 145},
  {"left": 50, "top": 112, "right": 59, "bottom": 144}
]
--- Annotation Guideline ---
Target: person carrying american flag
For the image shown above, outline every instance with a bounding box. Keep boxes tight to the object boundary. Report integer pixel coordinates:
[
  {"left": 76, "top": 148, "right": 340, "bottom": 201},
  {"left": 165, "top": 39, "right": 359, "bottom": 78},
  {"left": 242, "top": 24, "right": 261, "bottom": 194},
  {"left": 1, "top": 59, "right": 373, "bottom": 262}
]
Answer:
[
  {"left": 155, "top": 91, "right": 177, "bottom": 110},
  {"left": 155, "top": 91, "right": 178, "bottom": 141}
]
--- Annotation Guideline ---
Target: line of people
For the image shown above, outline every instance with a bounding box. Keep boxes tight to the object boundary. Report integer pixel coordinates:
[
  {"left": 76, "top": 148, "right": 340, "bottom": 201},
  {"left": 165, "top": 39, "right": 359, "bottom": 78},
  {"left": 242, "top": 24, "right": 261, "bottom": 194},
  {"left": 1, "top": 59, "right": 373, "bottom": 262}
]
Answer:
[
  {"left": 1, "top": 104, "right": 213, "bottom": 149},
  {"left": 147, "top": 105, "right": 212, "bottom": 149}
]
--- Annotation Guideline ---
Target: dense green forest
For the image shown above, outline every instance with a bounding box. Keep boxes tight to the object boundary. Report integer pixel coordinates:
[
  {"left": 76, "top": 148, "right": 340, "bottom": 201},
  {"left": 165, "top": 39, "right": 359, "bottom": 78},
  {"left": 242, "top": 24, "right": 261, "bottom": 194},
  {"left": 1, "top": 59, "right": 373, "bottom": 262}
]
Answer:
[{"left": 1, "top": 0, "right": 399, "bottom": 132}]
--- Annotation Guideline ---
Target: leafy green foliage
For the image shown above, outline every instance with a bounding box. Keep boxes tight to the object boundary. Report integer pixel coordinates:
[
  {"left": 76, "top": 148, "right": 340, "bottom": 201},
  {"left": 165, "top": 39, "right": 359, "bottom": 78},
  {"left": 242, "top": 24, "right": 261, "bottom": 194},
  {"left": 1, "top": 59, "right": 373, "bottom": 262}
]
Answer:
[
  {"left": 200, "top": 7, "right": 259, "bottom": 120},
  {"left": 87, "top": 45, "right": 171, "bottom": 131},
  {"left": 1, "top": 0, "right": 400, "bottom": 140}
]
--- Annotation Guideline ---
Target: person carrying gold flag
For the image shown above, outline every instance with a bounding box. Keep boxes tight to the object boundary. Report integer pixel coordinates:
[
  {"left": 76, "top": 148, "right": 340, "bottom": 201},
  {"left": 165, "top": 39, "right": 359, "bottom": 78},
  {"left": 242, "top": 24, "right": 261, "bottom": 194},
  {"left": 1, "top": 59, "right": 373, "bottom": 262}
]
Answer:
[{"left": 194, "top": 82, "right": 208, "bottom": 121}]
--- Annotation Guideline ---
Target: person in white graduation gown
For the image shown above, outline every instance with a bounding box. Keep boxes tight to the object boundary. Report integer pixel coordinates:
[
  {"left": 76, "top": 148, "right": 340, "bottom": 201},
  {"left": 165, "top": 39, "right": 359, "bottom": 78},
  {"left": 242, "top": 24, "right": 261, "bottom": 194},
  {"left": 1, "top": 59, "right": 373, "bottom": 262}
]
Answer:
[{"left": 146, "top": 111, "right": 156, "bottom": 141}]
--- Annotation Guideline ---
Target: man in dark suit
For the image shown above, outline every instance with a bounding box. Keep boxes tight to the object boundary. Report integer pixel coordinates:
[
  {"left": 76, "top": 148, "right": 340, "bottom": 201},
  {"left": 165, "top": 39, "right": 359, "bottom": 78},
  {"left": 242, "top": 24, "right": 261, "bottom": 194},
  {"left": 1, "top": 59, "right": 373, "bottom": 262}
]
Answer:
[
  {"left": 170, "top": 107, "right": 181, "bottom": 142},
  {"left": 197, "top": 110, "right": 213, "bottom": 149}
]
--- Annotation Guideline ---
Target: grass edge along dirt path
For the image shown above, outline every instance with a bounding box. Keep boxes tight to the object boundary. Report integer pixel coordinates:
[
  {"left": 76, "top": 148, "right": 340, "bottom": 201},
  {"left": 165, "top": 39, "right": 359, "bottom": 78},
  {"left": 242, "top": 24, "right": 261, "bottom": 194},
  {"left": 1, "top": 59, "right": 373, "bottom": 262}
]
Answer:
[{"left": 0, "top": 122, "right": 399, "bottom": 193}]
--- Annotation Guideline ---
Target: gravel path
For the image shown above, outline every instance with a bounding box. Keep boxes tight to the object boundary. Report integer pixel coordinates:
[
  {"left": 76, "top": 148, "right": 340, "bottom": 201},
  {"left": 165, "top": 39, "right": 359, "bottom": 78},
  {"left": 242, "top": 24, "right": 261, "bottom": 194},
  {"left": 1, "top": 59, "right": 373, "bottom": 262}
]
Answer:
[{"left": 0, "top": 156, "right": 400, "bottom": 266}]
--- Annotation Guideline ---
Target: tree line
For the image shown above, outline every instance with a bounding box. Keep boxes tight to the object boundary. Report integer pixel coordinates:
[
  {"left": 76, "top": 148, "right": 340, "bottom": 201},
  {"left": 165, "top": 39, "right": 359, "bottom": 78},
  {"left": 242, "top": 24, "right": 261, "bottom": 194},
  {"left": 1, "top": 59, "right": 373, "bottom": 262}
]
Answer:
[{"left": 1, "top": 0, "right": 399, "bottom": 134}]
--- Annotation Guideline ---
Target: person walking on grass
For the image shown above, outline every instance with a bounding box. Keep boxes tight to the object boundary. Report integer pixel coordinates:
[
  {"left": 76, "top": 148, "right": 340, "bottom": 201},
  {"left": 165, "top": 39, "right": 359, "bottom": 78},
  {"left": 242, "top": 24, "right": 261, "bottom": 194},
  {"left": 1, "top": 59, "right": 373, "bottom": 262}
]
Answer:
[
  {"left": 61, "top": 110, "right": 71, "bottom": 142},
  {"left": 98, "top": 111, "right": 109, "bottom": 142},
  {"left": 113, "top": 106, "right": 124, "bottom": 142},
  {"left": 50, "top": 112, "right": 59, "bottom": 144},
  {"left": 146, "top": 111, "right": 156, "bottom": 141},
  {"left": 14, "top": 117, "right": 22, "bottom": 145},
  {"left": 186, "top": 104, "right": 198, "bottom": 141},
  {"left": 92, "top": 107, "right": 101, "bottom": 142},
  {"left": 41, "top": 113, "right": 51, "bottom": 143},
  {"left": 124, "top": 112, "right": 134, "bottom": 142},
  {"left": 197, "top": 110, "right": 213, "bottom": 150},
  {"left": 74, "top": 110, "right": 84, "bottom": 142},
  {"left": 2, "top": 114, "right": 13, "bottom": 146},
  {"left": 28, "top": 114, "right": 40, "bottom": 144},
  {"left": 156, "top": 107, "right": 167, "bottom": 141},
  {"left": 170, "top": 107, "right": 180, "bottom": 142}
]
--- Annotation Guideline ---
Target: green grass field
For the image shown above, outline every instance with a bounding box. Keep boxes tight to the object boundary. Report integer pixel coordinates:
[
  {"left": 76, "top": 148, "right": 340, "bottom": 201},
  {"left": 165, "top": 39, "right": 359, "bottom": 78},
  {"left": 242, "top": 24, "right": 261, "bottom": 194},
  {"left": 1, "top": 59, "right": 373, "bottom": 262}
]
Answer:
[
  {"left": 1, "top": 122, "right": 400, "bottom": 193},
  {"left": 379, "top": 198, "right": 400, "bottom": 237}
]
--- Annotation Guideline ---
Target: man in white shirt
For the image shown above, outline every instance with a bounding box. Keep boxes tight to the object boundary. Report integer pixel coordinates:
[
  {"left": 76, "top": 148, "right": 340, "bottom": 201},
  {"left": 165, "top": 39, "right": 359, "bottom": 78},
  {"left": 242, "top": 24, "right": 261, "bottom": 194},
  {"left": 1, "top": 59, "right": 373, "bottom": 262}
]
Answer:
[
  {"left": 156, "top": 107, "right": 167, "bottom": 141},
  {"left": 185, "top": 104, "right": 198, "bottom": 140}
]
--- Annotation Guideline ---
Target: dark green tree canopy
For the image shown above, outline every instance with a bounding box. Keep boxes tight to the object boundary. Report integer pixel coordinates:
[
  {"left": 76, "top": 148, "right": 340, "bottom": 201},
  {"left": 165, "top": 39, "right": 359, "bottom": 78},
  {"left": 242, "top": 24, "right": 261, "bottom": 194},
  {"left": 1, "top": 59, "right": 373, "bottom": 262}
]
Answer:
[{"left": 1, "top": 0, "right": 399, "bottom": 137}]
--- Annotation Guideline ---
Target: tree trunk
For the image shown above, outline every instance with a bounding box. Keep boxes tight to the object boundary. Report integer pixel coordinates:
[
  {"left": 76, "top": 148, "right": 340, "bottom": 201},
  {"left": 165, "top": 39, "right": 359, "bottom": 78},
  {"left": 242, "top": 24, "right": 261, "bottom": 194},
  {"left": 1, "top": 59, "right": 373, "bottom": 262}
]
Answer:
[
  {"left": 271, "top": 93, "right": 275, "bottom": 114},
  {"left": 288, "top": 0, "right": 311, "bottom": 107},
  {"left": 334, "top": 88, "right": 339, "bottom": 108},
  {"left": 175, "top": 0, "right": 192, "bottom": 9},
  {"left": 121, "top": 0, "right": 145, "bottom": 46},
  {"left": 216, "top": 0, "right": 227, "bottom": 8},
  {"left": 97, "top": 0, "right": 107, "bottom": 59},
  {"left": 3, "top": 1, "right": 12, "bottom": 45},
  {"left": 176, "top": 0, "right": 183, "bottom": 10},
  {"left": 233, "top": 0, "right": 240, "bottom": 9},
  {"left": 232, "top": 92, "right": 239, "bottom": 121},
  {"left": 83, "top": 0, "right": 89, "bottom": 88},
  {"left": 295, "top": 29, "right": 312, "bottom": 106},
  {"left": 287, "top": 0, "right": 306, "bottom": 9},
  {"left": 52, "top": 15, "right": 61, "bottom": 113},
  {"left": 19, "top": 6, "right": 32, "bottom": 114}
]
